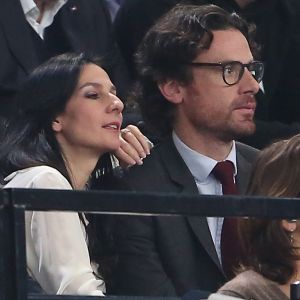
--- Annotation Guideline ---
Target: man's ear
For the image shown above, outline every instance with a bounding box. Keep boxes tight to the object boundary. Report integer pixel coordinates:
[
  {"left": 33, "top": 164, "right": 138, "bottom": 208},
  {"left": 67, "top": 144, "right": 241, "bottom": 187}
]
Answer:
[
  {"left": 158, "top": 80, "right": 183, "bottom": 104},
  {"left": 52, "top": 117, "right": 63, "bottom": 132}
]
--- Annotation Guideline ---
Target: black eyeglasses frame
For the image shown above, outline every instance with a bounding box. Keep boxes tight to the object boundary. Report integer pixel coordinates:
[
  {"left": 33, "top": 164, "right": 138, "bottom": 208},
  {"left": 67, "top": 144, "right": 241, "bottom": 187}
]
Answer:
[{"left": 182, "top": 60, "right": 264, "bottom": 86}]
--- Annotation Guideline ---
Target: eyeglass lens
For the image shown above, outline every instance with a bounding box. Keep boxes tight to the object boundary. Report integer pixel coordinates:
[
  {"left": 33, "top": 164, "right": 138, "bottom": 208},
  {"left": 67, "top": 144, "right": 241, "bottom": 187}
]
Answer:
[{"left": 223, "top": 61, "right": 264, "bottom": 85}]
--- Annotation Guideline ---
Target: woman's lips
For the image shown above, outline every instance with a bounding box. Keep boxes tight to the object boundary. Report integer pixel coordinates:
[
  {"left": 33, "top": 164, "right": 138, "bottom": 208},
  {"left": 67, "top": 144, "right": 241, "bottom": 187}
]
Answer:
[{"left": 102, "top": 122, "right": 121, "bottom": 130}]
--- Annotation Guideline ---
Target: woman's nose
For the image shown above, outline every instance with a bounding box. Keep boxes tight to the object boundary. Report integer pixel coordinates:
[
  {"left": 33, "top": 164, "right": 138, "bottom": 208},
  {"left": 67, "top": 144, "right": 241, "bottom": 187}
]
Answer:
[{"left": 109, "top": 95, "right": 124, "bottom": 113}]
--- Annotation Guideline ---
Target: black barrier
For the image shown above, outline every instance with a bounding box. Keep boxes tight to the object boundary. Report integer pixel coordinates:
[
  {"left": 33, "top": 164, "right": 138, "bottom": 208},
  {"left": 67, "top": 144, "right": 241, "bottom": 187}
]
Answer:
[
  {"left": 0, "top": 192, "right": 4, "bottom": 300},
  {"left": 28, "top": 296, "right": 179, "bottom": 300},
  {"left": 2, "top": 188, "right": 300, "bottom": 300},
  {"left": 0, "top": 189, "right": 20, "bottom": 300},
  {"left": 291, "top": 281, "right": 300, "bottom": 300},
  {"left": 4, "top": 188, "right": 300, "bottom": 218}
]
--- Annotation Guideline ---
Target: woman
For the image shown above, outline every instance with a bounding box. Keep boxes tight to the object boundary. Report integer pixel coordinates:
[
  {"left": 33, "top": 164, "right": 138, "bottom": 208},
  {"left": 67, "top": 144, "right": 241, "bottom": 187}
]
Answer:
[
  {"left": 217, "top": 134, "right": 300, "bottom": 300},
  {"left": 0, "top": 53, "right": 150, "bottom": 295}
]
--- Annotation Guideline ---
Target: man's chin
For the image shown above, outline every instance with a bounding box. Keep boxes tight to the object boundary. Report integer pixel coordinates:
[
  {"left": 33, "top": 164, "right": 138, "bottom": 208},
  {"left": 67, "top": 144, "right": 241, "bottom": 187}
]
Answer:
[
  {"left": 223, "top": 123, "right": 256, "bottom": 141},
  {"left": 235, "top": 124, "right": 256, "bottom": 139}
]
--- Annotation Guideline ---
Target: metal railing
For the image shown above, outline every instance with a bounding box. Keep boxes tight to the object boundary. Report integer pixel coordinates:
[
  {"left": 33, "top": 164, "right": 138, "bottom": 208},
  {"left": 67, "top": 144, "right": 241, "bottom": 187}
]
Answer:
[{"left": 2, "top": 188, "right": 300, "bottom": 300}]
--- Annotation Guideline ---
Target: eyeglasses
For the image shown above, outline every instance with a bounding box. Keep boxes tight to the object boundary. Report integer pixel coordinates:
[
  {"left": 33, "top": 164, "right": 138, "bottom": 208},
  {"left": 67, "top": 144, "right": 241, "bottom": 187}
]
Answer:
[{"left": 183, "top": 60, "right": 264, "bottom": 86}]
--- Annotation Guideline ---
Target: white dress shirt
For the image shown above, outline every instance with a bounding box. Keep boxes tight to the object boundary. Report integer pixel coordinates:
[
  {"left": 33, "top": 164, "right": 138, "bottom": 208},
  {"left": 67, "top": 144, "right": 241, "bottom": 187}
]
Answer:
[
  {"left": 172, "top": 132, "right": 237, "bottom": 263},
  {"left": 4, "top": 165, "right": 105, "bottom": 296},
  {"left": 19, "top": 0, "right": 67, "bottom": 39}
]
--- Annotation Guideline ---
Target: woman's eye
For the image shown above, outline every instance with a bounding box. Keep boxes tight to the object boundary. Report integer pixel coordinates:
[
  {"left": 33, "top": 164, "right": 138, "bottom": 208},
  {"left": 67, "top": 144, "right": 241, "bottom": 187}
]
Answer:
[{"left": 86, "top": 92, "right": 99, "bottom": 99}]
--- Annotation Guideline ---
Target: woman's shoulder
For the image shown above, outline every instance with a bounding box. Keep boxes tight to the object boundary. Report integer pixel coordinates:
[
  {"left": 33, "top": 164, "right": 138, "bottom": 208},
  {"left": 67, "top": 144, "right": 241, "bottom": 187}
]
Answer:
[
  {"left": 220, "top": 269, "right": 263, "bottom": 290},
  {"left": 218, "top": 270, "right": 288, "bottom": 300},
  {"left": 4, "top": 165, "right": 72, "bottom": 189}
]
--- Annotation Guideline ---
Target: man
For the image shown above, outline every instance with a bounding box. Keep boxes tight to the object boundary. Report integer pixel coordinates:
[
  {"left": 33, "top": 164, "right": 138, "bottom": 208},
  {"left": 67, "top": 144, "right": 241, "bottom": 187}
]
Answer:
[
  {"left": 114, "top": 0, "right": 300, "bottom": 149},
  {"left": 0, "top": 0, "right": 129, "bottom": 121},
  {"left": 111, "top": 5, "right": 261, "bottom": 296}
]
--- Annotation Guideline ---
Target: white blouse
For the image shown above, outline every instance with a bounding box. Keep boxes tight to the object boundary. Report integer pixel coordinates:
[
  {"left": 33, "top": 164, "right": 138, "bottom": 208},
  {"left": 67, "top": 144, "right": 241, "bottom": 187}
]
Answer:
[{"left": 4, "top": 166, "right": 105, "bottom": 296}]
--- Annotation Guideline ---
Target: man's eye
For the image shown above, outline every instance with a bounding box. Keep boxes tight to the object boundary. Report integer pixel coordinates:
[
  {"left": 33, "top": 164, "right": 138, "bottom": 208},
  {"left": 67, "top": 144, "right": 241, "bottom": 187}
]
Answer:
[
  {"left": 248, "top": 65, "right": 257, "bottom": 76},
  {"left": 224, "top": 65, "right": 234, "bottom": 75},
  {"left": 86, "top": 92, "right": 99, "bottom": 99}
]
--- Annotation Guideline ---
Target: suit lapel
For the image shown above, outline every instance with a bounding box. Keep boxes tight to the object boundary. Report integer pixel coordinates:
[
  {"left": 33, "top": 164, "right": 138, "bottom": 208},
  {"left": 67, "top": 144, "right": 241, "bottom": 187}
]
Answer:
[
  {"left": 187, "top": 216, "right": 222, "bottom": 271},
  {"left": 158, "top": 137, "right": 223, "bottom": 271},
  {"left": 1, "top": 0, "right": 39, "bottom": 74},
  {"left": 236, "top": 145, "right": 252, "bottom": 195},
  {"left": 58, "top": 0, "right": 86, "bottom": 51},
  {"left": 58, "top": 0, "right": 103, "bottom": 53}
]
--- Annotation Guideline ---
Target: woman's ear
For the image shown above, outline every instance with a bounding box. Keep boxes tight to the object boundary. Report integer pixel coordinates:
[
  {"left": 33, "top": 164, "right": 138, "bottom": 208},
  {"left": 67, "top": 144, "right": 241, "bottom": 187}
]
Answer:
[
  {"left": 282, "top": 219, "right": 297, "bottom": 233},
  {"left": 52, "top": 117, "right": 63, "bottom": 132},
  {"left": 158, "top": 80, "right": 183, "bottom": 104}
]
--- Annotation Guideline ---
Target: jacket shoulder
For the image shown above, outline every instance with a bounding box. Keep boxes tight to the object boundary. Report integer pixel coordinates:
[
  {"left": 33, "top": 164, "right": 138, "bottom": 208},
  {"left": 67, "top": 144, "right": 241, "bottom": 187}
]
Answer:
[
  {"left": 122, "top": 140, "right": 180, "bottom": 192},
  {"left": 236, "top": 142, "right": 259, "bottom": 160}
]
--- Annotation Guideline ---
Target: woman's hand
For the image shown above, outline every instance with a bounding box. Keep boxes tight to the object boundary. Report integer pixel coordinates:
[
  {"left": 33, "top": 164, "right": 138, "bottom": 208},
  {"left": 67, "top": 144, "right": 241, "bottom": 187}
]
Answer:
[{"left": 114, "top": 125, "right": 153, "bottom": 168}]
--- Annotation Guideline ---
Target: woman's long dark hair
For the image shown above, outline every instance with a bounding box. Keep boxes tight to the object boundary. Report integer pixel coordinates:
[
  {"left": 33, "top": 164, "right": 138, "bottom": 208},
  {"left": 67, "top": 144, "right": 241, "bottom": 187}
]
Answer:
[
  {"left": 0, "top": 52, "right": 116, "bottom": 284},
  {"left": 0, "top": 52, "right": 113, "bottom": 184}
]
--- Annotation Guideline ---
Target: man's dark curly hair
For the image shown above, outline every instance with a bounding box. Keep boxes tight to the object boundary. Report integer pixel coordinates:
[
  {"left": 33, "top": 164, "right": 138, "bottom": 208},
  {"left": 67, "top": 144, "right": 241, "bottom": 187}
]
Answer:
[{"left": 133, "top": 4, "right": 259, "bottom": 138}]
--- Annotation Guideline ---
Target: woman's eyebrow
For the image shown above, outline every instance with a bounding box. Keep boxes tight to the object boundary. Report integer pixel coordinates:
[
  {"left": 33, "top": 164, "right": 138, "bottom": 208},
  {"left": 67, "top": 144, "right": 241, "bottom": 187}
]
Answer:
[
  {"left": 79, "top": 82, "right": 102, "bottom": 90},
  {"left": 79, "top": 82, "right": 116, "bottom": 94}
]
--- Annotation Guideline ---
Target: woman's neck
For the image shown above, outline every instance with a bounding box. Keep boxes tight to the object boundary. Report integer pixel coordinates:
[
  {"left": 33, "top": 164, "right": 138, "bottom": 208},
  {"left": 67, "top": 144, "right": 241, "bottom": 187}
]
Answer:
[
  {"left": 67, "top": 160, "right": 95, "bottom": 190},
  {"left": 55, "top": 135, "right": 104, "bottom": 189},
  {"left": 63, "top": 150, "right": 101, "bottom": 190}
]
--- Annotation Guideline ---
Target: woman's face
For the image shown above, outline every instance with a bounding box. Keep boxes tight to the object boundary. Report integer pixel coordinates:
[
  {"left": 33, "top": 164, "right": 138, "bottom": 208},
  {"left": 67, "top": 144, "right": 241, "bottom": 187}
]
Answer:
[{"left": 53, "top": 63, "right": 124, "bottom": 157}]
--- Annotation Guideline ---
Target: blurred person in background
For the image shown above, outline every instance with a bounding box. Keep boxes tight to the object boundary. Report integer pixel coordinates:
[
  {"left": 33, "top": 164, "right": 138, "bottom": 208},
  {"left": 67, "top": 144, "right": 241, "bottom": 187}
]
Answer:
[
  {"left": 218, "top": 133, "right": 300, "bottom": 300},
  {"left": 0, "top": 0, "right": 130, "bottom": 124}
]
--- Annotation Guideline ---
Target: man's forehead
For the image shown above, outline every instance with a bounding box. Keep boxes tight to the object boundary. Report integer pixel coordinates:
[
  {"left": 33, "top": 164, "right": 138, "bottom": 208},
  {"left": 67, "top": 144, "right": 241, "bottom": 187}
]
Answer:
[{"left": 195, "top": 29, "right": 253, "bottom": 63}]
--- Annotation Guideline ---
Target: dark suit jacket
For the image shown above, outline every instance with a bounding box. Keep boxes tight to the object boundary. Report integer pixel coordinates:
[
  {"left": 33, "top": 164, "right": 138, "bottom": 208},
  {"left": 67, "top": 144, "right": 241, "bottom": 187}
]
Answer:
[
  {"left": 0, "top": 0, "right": 129, "bottom": 119},
  {"left": 111, "top": 137, "right": 258, "bottom": 296}
]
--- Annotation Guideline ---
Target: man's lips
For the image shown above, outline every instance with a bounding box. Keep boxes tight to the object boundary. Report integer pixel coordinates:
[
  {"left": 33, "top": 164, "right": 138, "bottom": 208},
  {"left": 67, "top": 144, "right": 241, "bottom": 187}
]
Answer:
[
  {"left": 235, "top": 103, "right": 256, "bottom": 111},
  {"left": 234, "top": 96, "right": 256, "bottom": 111}
]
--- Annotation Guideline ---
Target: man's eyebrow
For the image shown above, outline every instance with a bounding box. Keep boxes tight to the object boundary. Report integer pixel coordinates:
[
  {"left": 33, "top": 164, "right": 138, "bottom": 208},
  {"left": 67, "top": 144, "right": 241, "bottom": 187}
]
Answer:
[
  {"left": 215, "top": 58, "right": 255, "bottom": 64},
  {"left": 110, "top": 85, "right": 117, "bottom": 94}
]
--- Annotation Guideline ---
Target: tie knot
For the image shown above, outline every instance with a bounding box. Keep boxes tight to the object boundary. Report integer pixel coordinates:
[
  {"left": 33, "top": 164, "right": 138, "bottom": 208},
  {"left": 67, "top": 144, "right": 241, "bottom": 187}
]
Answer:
[{"left": 212, "top": 161, "right": 237, "bottom": 195}]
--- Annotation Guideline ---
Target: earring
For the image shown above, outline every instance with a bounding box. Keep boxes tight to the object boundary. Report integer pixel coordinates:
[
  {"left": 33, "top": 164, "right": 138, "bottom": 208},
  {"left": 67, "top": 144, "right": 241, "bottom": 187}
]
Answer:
[
  {"left": 289, "top": 226, "right": 296, "bottom": 244},
  {"left": 290, "top": 229, "right": 295, "bottom": 244},
  {"left": 284, "top": 219, "right": 297, "bottom": 244}
]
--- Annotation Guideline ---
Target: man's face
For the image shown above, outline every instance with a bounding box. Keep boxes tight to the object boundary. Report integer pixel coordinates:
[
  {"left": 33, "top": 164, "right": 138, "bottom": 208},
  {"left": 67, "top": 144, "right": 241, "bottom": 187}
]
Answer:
[{"left": 174, "top": 29, "right": 260, "bottom": 143}]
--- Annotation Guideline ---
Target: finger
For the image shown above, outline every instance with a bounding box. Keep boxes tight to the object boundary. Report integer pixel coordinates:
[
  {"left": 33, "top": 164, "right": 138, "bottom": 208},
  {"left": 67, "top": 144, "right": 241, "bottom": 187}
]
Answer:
[
  {"left": 123, "top": 125, "right": 153, "bottom": 155},
  {"left": 118, "top": 136, "right": 144, "bottom": 165},
  {"left": 121, "top": 127, "right": 147, "bottom": 158},
  {"left": 113, "top": 147, "right": 137, "bottom": 168}
]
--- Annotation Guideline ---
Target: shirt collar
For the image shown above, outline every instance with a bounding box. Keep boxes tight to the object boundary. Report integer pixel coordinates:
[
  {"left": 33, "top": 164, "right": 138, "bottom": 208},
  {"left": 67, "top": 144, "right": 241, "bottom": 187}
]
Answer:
[
  {"left": 172, "top": 131, "right": 237, "bottom": 182},
  {"left": 20, "top": 0, "right": 36, "bottom": 15},
  {"left": 19, "top": 0, "right": 68, "bottom": 17}
]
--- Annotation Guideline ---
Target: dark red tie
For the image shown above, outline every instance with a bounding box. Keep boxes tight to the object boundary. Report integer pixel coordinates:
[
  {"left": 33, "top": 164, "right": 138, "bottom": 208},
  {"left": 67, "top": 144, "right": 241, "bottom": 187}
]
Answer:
[{"left": 212, "top": 160, "right": 240, "bottom": 279}]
